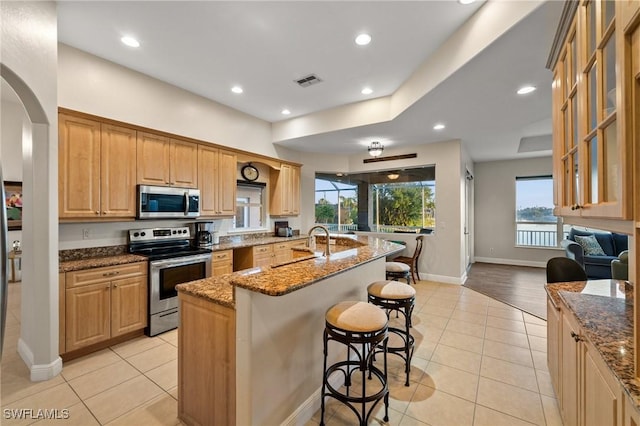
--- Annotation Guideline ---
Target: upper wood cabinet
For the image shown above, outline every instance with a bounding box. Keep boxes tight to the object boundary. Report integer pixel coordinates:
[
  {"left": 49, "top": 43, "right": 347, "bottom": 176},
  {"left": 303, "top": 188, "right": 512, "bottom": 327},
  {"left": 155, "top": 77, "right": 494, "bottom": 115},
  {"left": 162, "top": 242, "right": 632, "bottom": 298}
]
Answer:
[
  {"left": 59, "top": 114, "right": 137, "bottom": 219},
  {"left": 137, "top": 132, "right": 198, "bottom": 188},
  {"left": 551, "top": 1, "right": 634, "bottom": 219},
  {"left": 270, "top": 164, "right": 301, "bottom": 216},
  {"left": 198, "top": 145, "right": 237, "bottom": 216}
]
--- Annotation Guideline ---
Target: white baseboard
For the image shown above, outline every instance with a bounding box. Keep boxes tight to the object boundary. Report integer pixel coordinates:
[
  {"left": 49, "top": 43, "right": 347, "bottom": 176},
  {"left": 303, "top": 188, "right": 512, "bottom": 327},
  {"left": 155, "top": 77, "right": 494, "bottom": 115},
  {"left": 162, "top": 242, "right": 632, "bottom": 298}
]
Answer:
[
  {"left": 473, "top": 257, "right": 546, "bottom": 268},
  {"left": 18, "top": 338, "right": 63, "bottom": 382},
  {"left": 419, "top": 272, "right": 464, "bottom": 285},
  {"left": 280, "top": 372, "right": 344, "bottom": 426}
]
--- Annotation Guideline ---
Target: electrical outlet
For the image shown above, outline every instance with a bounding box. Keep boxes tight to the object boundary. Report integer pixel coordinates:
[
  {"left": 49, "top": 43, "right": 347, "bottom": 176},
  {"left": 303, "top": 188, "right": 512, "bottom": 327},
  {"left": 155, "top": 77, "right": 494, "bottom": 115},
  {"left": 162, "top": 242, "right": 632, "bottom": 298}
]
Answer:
[{"left": 82, "top": 228, "right": 90, "bottom": 240}]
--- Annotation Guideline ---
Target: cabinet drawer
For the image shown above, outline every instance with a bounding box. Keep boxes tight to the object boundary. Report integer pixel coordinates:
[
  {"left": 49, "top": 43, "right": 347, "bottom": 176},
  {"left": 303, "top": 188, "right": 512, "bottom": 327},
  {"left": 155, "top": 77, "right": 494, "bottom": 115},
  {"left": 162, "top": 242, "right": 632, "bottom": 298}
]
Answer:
[
  {"left": 273, "top": 242, "right": 290, "bottom": 252},
  {"left": 66, "top": 262, "right": 147, "bottom": 289},
  {"left": 212, "top": 250, "right": 233, "bottom": 263},
  {"left": 253, "top": 245, "right": 273, "bottom": 255}
]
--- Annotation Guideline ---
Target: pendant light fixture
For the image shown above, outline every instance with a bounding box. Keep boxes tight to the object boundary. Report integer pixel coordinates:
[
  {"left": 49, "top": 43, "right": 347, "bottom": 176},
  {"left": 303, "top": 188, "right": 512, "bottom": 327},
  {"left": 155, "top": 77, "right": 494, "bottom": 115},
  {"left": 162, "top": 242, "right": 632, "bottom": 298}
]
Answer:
[{"left": 368, "top": 141, "right": 384, "bottom": 157}]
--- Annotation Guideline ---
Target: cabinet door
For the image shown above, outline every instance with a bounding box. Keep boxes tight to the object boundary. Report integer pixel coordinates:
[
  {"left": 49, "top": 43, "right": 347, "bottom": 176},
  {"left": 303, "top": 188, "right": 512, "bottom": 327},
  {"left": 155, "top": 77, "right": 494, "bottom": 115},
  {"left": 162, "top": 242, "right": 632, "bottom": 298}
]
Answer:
[
  {"left": 58, "top": 114, "right": 101, "bottom": 218},
  {"left": 171, "top": 139, "right": 198, "bottom": 188},
  {"left": 583, "top": 346, "right": 618, "bottom": 426},
  {"left": 561, "top": 312, "right": 580, "bottom": 426},
  {"left": 137, "top": 132, "right": 171, "bottom": 186},
  {"left": 111, "top": 276, "right": 147, "bottom": 337},
  {"left": 547, "top": 299, "right": 561, "bottom": 399},
  {"left": 217, "top": 150, "right": 237, "bottom": 216},
  {"left": 273, "top": 242, "right": 292, "bottom": 264},
  {"left": 66, "top": 282, "right": 111, "bottom": 351},
  {"left": 253, "top": 244, "right": 274, "bottom": 268},
  {"left": 101, "top": 124, "right": 137, "bottom": 217},
  {"left": 212, "top": 250, "right": 233, "bottom": 276},
  {"left": 290, "top": 165, "right": 301, "bottom": 215},
  {"left": 198, "top": 145, "right": 218, "bottom": 216},
  {"left": 270, "top": 164, "right": 300, "bottom": 216}
]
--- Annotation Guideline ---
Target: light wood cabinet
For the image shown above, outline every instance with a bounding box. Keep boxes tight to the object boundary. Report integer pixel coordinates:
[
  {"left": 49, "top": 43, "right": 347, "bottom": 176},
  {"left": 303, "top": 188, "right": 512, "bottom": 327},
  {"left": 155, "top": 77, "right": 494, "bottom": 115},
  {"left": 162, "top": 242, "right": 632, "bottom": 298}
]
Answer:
[
  {"left": 198, "top": 145, "right": 237, "bottom": 216},
  {"left": 137, "top": 132, "right": 198, "bottom": 188},
  {"left": 551, "top": 1, "right": 633, "bottom": 219},
  {"left": 63, "top": 262, "right": 147, "bottom": 353},
  {"left": 233, "top": 240, "right": 307, "bottom": 270},
  {"left": 252, "top": 244, "right": 275, "bottom": 268},
  {"left": 270, "top": 164, "right": 301, "bottom": 216},
  {"left": 178, "top": 292, "right": 235, "bottom": 425},
  {"left": 273, "top": 240, "right": 307, "bottom": 264},
  {"left": 59, "top": 114, "right": 137, "bottom": 219},
  {"left": 549, "top": 294, "right": 623, "bottom": 426},
  {"left": 212, "top": 250, "right": 233, "bottom": 276}
]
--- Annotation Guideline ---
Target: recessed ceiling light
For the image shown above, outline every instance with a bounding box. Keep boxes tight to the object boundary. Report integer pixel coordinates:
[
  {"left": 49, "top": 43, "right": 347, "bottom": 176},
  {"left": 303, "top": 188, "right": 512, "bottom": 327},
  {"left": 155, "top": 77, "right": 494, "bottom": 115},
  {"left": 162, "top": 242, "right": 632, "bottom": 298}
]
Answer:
[
  {"left": 231, "top": 86, "right": 243, "bottom": 94},
  {"left": 361, "top": 87, "right": 373, "bottom": 95},
  {"left": 121, "top": 36, "right": 140, "bottom": 48},
  {"left": 433, "top": 123, "right": 445, "bottom": 130},
  {"left": 281, "top": 109, "right": 291, "bottom": 115},
  {"left": 355, "top": 33, "right": 372, "bottom": 46},
  {"left": 458, "top": 0, "right": 476, "bottom": 4},
  {"left": 517, "top": 85, "right": 536, "bottom": 95}
]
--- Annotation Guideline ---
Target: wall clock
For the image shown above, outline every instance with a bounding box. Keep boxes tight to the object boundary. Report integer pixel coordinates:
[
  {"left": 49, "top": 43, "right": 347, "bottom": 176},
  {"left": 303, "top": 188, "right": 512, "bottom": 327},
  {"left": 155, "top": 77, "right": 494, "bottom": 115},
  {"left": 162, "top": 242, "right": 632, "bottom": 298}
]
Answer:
[{"left": 241, "top": 164, "right": 259, "bottom": 181}]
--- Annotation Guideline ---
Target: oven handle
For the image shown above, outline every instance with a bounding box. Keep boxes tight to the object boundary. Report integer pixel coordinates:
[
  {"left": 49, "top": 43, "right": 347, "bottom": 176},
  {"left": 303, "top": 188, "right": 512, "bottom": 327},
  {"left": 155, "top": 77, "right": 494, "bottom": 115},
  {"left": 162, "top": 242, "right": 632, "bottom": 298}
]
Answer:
[{"left": 150, "top": 253, "right": 212, "bottom": 269}]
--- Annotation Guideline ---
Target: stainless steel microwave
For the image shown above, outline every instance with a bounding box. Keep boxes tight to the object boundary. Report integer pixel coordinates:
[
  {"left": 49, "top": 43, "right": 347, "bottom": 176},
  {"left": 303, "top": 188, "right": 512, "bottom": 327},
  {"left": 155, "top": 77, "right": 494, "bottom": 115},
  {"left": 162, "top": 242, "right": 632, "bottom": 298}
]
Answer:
[{"left": 137, "top": 185, "right": 200, "bottom": 219}]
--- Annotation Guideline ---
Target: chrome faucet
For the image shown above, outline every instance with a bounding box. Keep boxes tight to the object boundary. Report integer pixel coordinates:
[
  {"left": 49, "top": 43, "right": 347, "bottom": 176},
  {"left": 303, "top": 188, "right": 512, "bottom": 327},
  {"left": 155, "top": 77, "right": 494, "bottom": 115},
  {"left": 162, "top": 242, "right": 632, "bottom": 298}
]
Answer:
[{"left": 307, "top": 225, "right": 331, "bottom": 257}]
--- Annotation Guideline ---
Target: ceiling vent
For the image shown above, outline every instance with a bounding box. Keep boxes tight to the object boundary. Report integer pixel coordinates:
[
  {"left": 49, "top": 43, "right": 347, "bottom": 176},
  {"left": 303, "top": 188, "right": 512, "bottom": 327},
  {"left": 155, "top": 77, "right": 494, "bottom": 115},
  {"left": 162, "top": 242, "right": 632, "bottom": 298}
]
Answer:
[{"left": 295, "top": 74, "right": 323, "bottom": 88}]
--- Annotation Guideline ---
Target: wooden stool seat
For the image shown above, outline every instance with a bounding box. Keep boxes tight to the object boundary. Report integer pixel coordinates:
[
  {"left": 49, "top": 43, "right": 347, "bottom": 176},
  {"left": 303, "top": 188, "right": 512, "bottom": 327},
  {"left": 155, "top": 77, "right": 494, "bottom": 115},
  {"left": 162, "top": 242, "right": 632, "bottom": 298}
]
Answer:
[
  {"left": 385, "top": 261, "right": 411, "bottom": 283},
  {"left": 325, "top": 301, "right": 388, "bottom": 333},
  {"left": 368, "top": 280, "right": 416, "bottom": 300}
]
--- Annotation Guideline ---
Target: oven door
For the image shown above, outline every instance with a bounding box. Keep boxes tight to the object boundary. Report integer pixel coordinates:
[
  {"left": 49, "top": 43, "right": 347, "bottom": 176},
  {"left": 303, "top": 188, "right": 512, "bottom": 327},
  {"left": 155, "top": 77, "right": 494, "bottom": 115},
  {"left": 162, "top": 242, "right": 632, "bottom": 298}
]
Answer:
[{"left": 149, "top": 253, "right": 212, "bottom": 316}]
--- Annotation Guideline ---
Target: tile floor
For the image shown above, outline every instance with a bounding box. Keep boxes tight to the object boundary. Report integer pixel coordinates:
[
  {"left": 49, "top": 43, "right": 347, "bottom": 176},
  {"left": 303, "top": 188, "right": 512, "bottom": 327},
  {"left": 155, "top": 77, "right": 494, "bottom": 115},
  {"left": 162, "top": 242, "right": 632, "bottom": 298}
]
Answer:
[{"left": 1, "top": 280, "right": 563, "bottom": 425}]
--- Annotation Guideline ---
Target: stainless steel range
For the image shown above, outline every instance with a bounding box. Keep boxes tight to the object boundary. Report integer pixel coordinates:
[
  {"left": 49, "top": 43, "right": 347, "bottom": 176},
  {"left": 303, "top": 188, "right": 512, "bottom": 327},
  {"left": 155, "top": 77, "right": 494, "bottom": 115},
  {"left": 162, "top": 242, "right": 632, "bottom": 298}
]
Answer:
[{"left": 129, "top": 226, "right": 212, "bottom": 336}]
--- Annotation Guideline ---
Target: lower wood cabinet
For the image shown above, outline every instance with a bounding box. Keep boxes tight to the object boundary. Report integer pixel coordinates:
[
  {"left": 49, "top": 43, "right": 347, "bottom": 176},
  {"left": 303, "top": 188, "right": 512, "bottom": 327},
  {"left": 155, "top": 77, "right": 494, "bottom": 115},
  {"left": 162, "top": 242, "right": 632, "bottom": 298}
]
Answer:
[
  {"left": 548, "top": 296, "right": 623, "bottom": 426},
  {"left": 212, "top": 250, "right": 233, "bottom": 276},
  {"left": 233, "top": 240, "right": 308, "bottom": 271},
  {"left": 62, "top": 262, "right": 147, "bottom": 354}
]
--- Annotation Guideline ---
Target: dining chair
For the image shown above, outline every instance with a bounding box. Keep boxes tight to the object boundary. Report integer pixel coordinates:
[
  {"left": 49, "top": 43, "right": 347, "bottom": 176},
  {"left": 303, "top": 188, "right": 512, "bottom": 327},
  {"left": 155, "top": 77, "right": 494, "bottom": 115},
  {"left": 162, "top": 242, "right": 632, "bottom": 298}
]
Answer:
[{"left": 387, "top": 235, "right": 424, "bottom": 284}]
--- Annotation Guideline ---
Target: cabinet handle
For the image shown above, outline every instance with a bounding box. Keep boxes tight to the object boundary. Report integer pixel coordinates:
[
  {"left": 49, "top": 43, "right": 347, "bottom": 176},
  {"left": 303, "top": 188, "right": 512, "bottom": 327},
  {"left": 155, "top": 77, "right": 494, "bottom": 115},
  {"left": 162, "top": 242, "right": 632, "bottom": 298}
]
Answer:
[
  {"left": 113, "top": 283, "right": 118, "bottom": 288},
  {"left": 570, "top": 204, "right": 582, "bottom": 211},
  {"left": 570, "top": 331, "right": 582, "bottom": 342},
  {"left": 95, "top": 211, "right": 100, "bottom": 215},
  {"left": 102, "top": 271, "right": 120, "bottom": 277}
]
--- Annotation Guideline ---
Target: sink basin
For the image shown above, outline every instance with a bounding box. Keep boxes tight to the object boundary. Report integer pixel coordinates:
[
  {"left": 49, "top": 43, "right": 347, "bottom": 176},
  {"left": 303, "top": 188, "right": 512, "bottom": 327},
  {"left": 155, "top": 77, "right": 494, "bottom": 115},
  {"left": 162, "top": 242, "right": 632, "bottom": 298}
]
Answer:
[{"left": 271, "top": 253, "right": 323, "bottom": 268}]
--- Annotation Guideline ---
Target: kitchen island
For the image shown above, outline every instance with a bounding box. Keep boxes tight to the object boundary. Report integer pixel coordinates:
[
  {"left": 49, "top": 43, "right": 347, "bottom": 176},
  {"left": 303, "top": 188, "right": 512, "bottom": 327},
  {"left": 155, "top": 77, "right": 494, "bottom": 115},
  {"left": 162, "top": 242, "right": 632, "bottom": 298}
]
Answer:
[{"left": 176, "top": 234, "right": 404, "bottom": 426}]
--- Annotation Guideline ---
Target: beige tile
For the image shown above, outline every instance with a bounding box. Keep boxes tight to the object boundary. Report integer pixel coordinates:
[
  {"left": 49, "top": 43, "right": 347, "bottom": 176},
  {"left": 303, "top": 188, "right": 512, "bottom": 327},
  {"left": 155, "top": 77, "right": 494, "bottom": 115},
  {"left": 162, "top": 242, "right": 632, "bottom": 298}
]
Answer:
[
  {"left": 126, "top": 343, "right": 177, "bottom": 373},
  {"left": 454, "top": 302, "right": 488, "bottom": 315},
  {"left": 106, "top": 393, "right": 179, "bottom": 426},
  {"left": 531, "top": 350, "right": 549, "bottom": 372},
  {"left": 420, "top": 361, "right": 479, "bottom": 402},
  {"left": 541, "top": 394, "right": 563, "bottom": 426},
  {"left": 424, "top": 297, "right": 458, "bottom": 309},
  {"left": 449, "top": 309, "right": 487, "bottom": 325},
  {"left": 1, "top": 357, "right": 66, "bottom": 405},
  {"left": 486, "top": 316, "right": 527, "bottom": 333},
  {"left": 405, "top": 383, "right": 474, "bottom": 426},
  {"left": 68, "top": 360, "right": 140, "bottom": 400},
  {"left": 110, "top": 335, "right": 165, "bottom": 359},
  {"left": 412, "top": 312, "right": 449, "bottom": 331},
  {"left": 482, "top": 340, "right": 533, "bottom": 367},
  {"left": 480, "top": 356, "right": 539, "bottom": 392},
  {"left": 476, "top": 377, "right": 545, "bottom": 425},
  {"left": 413, "top": 339, "right": 437, "bottom": 361},
  {"left": 431, "top": 344, "right": 481, "bottom": 375},
  {"left": 536, "top": 369, "right": 557, "bottom": 398},
  {"left": 386, "top": 380, "right": 420, "bottom": 413},
  {"left": 523, "top": 313, "right": 547, "bottom": 325},
  {"left": 31, "top": 402, "right": 99, "bottom": 426},
  {"left": 445, "top": 318, "right": 485, "bottom": 338},
  {"left": 145, "top": 359, "right": 178, "bottom": 391},
  {"left": 158, "top": 329, "right": 178, "bottom": 347},
  {"left": 528, "top": 335, "right": 547, "bottom": 353},
  {"left": 417, "top": 305, "right": 454, "bottom": 319},
  {"left": 61, "top": 349, "right": 121, "bottom": 381},
  {"left": 399, "top": 415, "right": 432, "bottom": 425},
  {"left": 84, "top": 375, "right": 164, "bottom": 424},
  {"left": 525, "top": 322, "right": 547, "bottom": 338},
  {"left": 473, "top": 405, "right": 537, "bottom": 426},
  {"left": 484, "top": 326, "right": 529, "bottom": 348},
  {"left": 487, "top": 306, "right": 523, "bottom": 321},
  {"left": 2, "top": 383, "right": 80, "bottom": 420},
  {"left": 167, "top": 387, "right": 178, "bottom": 401},
  {"left": 438, "top": 330, "right": 484, "bottom": 354}
]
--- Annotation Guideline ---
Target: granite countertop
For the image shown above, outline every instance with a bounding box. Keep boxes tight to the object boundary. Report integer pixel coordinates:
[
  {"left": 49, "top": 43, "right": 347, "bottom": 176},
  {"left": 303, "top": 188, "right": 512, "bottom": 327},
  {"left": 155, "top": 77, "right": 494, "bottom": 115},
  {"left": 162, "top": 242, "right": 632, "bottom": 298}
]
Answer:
[
  {"left": 209, "top": 234, "right": 308, "bottom": 251},
  {"left": 177, "top": 235, "right": 404, "bottom": 307},
  {"left": 59, "top": 254, "right": 148, "bottom": 272},
  {"left": 545, "top": 280, "right": 640, "bottom": 408}
]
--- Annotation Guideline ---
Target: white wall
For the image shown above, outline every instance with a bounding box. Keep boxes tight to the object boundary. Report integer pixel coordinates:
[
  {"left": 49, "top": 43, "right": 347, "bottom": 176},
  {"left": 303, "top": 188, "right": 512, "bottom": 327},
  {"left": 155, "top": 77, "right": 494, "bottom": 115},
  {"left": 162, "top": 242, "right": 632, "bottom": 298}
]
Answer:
[
  {"left": 474, "top": 156, "right": 561, "bottom": 267},
  {"left": 1, "top": 0, "right": 60, "bottom": 380}
]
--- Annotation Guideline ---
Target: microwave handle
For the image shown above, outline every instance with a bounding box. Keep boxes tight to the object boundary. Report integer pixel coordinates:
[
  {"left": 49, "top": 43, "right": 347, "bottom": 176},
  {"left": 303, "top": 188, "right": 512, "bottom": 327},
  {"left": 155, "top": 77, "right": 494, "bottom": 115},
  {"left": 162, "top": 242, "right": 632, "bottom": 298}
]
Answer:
[{"left": 184, "top": 192, "right": 189, "bottom": 215}]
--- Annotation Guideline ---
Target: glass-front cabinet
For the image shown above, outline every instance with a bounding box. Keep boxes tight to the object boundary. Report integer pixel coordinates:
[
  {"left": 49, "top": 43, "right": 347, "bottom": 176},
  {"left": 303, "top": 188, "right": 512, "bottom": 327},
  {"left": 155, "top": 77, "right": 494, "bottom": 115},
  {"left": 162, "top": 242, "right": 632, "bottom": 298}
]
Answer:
[{"left": 551, "top": 0, "right": 633, "bottom": 219}]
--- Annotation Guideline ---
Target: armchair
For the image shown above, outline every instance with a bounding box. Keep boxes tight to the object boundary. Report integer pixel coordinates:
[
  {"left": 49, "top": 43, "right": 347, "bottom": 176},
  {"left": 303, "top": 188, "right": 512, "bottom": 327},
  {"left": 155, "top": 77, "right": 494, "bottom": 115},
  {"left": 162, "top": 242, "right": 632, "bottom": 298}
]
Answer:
[{"left": 611, "top": 250, "right": 629, "bottom": 280}]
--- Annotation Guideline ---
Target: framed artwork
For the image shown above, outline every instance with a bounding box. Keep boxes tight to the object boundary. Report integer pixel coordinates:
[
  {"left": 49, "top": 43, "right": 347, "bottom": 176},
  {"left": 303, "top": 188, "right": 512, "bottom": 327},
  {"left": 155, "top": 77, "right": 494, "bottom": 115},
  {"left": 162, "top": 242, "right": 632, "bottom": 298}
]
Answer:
[{"left": 4, "top": 181, "right": 22, "bottom": 230}]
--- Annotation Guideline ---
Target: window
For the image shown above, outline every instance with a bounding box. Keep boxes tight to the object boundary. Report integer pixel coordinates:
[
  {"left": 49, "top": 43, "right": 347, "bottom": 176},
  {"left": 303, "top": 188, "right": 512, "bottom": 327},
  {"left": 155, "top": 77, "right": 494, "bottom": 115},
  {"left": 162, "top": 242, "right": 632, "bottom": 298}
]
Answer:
[
  {"left": 515, "top": 176, "right": 569, "bottom": 247},
  {"left": 233, "top": 183, "right": 265, "bottom": 231},
  {"left": 314, "top": 166, "right": 436, "bottom": 233}
]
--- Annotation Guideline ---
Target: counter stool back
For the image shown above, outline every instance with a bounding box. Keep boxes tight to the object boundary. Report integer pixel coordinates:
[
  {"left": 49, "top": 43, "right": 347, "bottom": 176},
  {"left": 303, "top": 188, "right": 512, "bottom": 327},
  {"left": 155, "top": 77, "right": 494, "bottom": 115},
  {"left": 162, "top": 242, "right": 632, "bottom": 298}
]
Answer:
[
  {"left": 320, "top": 301, "right": 389, "bottom": 426},
  {"left": 546, "top": 257, "right": 588, "bottom": 283}
]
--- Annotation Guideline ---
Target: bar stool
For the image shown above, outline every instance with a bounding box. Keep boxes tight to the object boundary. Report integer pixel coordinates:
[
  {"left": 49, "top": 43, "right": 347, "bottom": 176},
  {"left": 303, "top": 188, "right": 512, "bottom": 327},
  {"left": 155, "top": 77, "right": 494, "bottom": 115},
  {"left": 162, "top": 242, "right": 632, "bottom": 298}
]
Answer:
[
  {"left": 367, "top": 280, "right": 416, "bottom": 386},
  {"left": 385, "top": 261, "right": 411, "bottom": 283},
  {"left": 320, "top": 301, "right": 389, "bottom": 426}
]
